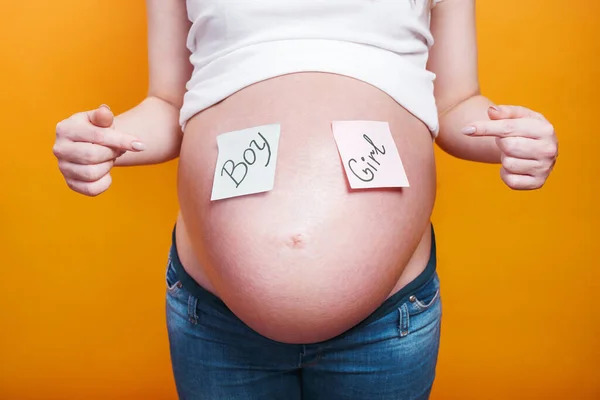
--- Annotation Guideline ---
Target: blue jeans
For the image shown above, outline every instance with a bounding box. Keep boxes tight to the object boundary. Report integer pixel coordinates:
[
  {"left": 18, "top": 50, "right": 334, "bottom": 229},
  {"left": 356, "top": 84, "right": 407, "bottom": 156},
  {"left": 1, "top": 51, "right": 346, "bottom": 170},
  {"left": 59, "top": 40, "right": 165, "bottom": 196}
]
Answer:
[{"left": 165, "top": 246, "right": 442, "bottom": 399}]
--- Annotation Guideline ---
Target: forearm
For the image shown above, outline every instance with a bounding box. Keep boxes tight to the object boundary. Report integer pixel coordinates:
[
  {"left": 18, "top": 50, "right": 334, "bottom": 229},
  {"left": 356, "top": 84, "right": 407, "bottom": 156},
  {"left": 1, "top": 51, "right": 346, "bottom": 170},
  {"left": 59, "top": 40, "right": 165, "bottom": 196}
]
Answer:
[
  {"left": 114, "top": 96, "right": 182, "bottom": 166},
  {"left": 435, "top": 94, "right": 502, "bottom": 164}
]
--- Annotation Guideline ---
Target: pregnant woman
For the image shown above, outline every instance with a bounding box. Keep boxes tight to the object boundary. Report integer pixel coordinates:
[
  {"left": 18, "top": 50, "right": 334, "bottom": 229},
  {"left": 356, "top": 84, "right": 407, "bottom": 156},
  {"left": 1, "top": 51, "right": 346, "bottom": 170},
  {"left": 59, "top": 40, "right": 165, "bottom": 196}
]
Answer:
[{"left": 53, "top": 0, "right": 558, "bottom": 398}]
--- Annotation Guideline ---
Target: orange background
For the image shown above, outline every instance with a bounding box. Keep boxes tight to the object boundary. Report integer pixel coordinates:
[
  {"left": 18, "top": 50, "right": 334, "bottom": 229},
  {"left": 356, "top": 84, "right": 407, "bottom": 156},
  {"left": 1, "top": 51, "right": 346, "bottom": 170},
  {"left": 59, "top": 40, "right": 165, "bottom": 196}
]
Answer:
[{"left": 0, "top": 1, "right": 598, "bottom": 399}]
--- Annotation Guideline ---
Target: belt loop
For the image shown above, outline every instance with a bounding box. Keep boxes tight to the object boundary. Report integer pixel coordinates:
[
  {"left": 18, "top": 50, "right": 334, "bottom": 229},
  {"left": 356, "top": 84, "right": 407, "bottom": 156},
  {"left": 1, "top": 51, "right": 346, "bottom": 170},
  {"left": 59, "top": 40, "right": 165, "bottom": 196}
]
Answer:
[
  {"left": 398, "top": 303, "right": 410, "bottom": 338},
  {"left": 187, "top": 295, "right": 199, "bottom": 325}
]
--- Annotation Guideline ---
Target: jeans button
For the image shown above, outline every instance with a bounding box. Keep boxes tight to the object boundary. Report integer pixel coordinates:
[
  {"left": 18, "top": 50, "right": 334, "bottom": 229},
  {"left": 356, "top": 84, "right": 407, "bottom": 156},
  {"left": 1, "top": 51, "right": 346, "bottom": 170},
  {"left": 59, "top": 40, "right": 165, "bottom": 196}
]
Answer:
[{"left": 409, "top": 295, "right": 417, "bottom": 303}]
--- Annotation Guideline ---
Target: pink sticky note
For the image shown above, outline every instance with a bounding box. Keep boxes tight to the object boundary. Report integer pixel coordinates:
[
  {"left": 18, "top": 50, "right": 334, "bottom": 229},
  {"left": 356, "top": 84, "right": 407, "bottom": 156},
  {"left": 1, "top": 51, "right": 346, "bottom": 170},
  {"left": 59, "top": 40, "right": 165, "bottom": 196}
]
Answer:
[{"left": 332, "top": 121, "right": 409, "bottom": 189}]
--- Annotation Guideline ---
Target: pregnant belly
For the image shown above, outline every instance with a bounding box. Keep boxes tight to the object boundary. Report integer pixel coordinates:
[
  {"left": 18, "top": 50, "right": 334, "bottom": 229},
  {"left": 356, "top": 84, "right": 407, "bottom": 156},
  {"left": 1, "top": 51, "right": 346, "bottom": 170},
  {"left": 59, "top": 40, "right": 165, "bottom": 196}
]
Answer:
[{"left": 177, "top": 73, "right": 437, "bottom": 343}]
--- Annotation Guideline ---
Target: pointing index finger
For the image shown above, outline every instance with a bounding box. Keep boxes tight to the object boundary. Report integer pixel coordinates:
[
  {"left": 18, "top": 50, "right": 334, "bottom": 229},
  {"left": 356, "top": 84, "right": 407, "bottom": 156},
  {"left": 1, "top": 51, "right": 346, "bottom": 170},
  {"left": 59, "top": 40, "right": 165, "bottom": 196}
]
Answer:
[{"left": 71, "top": 125, "right": 146, "bottom": 152}]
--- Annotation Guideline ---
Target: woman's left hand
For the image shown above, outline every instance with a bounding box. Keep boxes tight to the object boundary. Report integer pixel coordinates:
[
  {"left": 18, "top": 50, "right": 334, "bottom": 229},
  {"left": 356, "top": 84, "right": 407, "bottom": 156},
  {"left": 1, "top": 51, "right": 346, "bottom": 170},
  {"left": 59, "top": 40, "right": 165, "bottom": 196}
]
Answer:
[{"left": 462, "top": 105, "right": 558, "bottom": 190}]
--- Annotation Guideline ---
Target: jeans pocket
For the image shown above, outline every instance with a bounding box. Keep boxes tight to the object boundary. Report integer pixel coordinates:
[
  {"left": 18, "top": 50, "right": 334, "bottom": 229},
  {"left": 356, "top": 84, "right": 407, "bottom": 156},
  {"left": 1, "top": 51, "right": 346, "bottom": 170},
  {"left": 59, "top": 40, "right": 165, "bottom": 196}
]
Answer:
[
  {"left": 407, "top": 273, "right": 441, "bottom": 316},
  {"left": 166, "top": 256, "right": 183, "bottom": 295}
]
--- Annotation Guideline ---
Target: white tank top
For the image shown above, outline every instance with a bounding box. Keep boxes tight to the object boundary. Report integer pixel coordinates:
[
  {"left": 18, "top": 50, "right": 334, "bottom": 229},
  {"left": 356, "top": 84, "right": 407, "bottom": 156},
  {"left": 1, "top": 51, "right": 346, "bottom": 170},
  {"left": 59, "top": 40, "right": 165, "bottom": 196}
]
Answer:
[{"left": 180, "top": 0, "right": 444, "bottom": 136}]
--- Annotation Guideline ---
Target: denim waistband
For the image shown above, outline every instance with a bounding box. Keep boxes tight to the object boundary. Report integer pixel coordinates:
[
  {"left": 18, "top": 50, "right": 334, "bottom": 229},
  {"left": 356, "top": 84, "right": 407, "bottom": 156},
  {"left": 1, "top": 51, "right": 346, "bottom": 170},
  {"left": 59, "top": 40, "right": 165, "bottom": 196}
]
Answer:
[{"left": 169, "top": 224, "right": 437, "bottom": 337}]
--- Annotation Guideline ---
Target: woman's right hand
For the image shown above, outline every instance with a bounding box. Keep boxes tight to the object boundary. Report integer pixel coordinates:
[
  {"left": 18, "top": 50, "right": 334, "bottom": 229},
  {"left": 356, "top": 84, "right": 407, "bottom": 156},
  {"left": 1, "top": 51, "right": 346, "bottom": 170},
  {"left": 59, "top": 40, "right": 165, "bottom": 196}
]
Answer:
[{"left": 53, "top": 105, "right": 145, "bottom": 197}]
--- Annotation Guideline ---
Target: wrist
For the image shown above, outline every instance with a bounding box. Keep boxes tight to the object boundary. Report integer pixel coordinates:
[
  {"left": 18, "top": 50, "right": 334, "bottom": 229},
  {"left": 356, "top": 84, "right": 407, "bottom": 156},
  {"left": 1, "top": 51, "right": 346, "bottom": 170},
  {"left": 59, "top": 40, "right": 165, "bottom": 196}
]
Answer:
[
  {"left": 436, "top": 95, "right": 502, "bottom": 163},
  {"left": 111, "top": 96, "right": 183, "bottom": 166}
]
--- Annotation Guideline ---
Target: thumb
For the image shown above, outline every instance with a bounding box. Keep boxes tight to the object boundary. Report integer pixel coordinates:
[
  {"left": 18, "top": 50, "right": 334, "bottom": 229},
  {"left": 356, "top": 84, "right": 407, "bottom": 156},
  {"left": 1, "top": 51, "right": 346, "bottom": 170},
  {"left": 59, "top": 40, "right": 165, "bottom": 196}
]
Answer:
[
  {"left": 88, "top": 104, "right": 114, "bottom": 128},
  {"left": 487, "top": 105, "right": 543, "bottom": 121},
  {"left": 487, "top": 105, "right": 507, "bottom": 121}
]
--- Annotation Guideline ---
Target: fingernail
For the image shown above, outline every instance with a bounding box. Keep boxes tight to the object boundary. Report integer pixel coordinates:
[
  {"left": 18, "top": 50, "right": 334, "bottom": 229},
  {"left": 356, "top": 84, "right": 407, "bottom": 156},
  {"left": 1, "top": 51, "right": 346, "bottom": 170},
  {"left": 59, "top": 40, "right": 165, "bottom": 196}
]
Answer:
[
  {"left": 489, "top": 106, "right": 500, "bottom": 113},
  {"left": 461, "top": 126, "right": 477, "bottom": 135},
  {"left": 100, "top": 104, "right": 111, "bottom": 111},
  {"left": 131, "top": 141, "right": 146, "bottom": 151}
]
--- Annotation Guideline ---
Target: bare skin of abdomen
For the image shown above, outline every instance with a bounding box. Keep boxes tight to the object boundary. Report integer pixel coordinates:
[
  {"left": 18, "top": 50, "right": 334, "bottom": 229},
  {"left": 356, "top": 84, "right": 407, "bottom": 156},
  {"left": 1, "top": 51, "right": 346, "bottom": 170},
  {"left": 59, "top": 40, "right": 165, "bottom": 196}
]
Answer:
[{"left": 175, "top": 72, "right": 437, "bottom": 344}]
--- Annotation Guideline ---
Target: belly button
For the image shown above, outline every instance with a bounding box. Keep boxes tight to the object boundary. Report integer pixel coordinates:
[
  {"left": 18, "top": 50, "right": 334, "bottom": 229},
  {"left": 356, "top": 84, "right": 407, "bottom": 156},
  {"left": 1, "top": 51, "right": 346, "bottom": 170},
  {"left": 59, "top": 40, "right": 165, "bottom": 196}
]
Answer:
[{"left": 287, "top": 233, "right": 307, "bottom": 249}]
